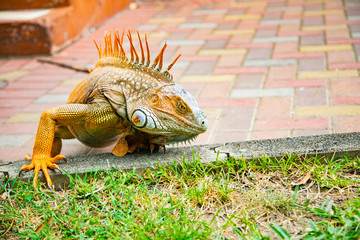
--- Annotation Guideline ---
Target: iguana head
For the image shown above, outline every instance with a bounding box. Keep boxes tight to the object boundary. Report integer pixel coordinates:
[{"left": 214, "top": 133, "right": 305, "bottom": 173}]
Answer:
[
  {"left": 128, "top": 83, "right": 207, "bottom": 145},
  {"left": 95, "top": 29, "right": 208, "bottom": 145}
]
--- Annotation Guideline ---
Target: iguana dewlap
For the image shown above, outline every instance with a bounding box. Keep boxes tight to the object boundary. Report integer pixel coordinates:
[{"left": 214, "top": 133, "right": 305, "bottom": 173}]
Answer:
[{"left": 21, "top": 30, "right": 208, "bottom": 188}]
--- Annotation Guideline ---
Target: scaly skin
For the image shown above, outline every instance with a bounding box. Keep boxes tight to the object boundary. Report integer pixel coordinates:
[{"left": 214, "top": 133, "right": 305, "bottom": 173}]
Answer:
[{"left": 21, "top": 30, "right": 208, "bottom": 188}]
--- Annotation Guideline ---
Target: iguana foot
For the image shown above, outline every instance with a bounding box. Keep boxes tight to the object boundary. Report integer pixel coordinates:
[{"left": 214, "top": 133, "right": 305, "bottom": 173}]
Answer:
[{"left": 20, "top": 155, "right": 66, "bottom": 188}]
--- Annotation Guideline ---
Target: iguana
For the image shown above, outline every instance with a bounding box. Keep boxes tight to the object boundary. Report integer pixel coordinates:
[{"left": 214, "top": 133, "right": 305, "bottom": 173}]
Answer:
[{"left": 20, "top": 30, "right": 208, "bottom": 188}]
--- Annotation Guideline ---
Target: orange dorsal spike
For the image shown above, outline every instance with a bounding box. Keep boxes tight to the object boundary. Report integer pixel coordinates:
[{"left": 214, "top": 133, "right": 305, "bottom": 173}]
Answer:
[
  {"left": 158, "top": 43, "right": 167, "bottom": 71},
  {"left": 137, "top": 31, "right": 145, "bottom": 64},
  {"left": 145, "top": 34, "right": 150, "bottom": 66},
  {"left": 114, "top": 30, "right": 120, "bottom": 57},
  {"left": 152, "top": 43, "right": 167, "bottom": 70},
  {"left": 167, "top": 54, "right": 181, "bottom": 71},
  {"left": 127, "top": 30, "right": 139, "bottom": 63},
  {"left": 94, "top": 39, "right": 102, "bottom": 59},
  {"left": 109, "top": 32, "right": 113, "bottom": 55}
]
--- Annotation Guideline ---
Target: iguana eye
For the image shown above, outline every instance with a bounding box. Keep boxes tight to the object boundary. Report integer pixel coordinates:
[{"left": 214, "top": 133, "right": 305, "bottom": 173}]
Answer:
[
  {"left": 131, "top": 109, "right": 147, "bottom": 128},
  {"left": 175, "top": 100, "right": 189, "bottom": 115}
]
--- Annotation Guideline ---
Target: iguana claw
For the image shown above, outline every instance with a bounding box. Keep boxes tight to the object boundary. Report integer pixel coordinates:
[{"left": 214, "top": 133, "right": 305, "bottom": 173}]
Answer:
[{"left": 20, "top": 155, "right": 66, "bottom": 188}]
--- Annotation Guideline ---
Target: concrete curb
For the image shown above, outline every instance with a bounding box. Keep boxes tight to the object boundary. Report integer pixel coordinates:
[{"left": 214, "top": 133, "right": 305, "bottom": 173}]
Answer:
[{"left": 1, "top": 132, "right": 359, "bottom": 188}]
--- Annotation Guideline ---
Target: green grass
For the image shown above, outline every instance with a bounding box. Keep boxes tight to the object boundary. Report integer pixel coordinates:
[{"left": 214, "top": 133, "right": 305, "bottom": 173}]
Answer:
[{"left": 1, "top": 154, "right": 359, "bottom": 239}]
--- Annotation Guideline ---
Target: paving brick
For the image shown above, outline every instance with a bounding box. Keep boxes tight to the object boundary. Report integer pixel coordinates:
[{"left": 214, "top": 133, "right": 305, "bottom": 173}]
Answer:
[
  {"left": 298, "top": 70, "right": 359, "bottom": 79},
  {"left": 268, "top": 66, "right": 295, "bottom": 81},
  {"left": 226, "top": 42, "right": 273, "bottom": 49},
  {"left": 198, "top": 48, "right": 247, "bottom": 56},
  {"left": 0, "top": 59, "right": 30, "bottom": 73},
  {"left": 265, "top": 79, "right": 326, "bottom": 88},
  {"left": 257, "top": 97, "right": 291, "bottom": 118},
  {"left": 251, "top": 130, "right": 290, "bottom": 140},
  {"left": 332, "top": 96, "right": 360, "bottom": 105},
  {"left": 185, "top": 61, "right": 216, "bottom": 75},
  {"left": 296, "top": 87, "right": 327, "bottom": 106},
  {"left": 218, "top": 107, "right": 255, "bottom": 131},
  {"left": 202, "top": 39, "right": 227, "bottom": 49},
  {"left": 7, "top": 80, "right": 59, "bottom": 90},
  {"left": 165, "top": 40, "right": 205, "bottom": 46},
  {"left": 212, "top": 131, "right": 248, "bottom": 143},
  {"left": 5, "top": 112, "right": 42, "bottom": 123},
  {"left": 245, "top": 48, "right": 272, "bottom": 60},
  {"left": 243, "top": 59, "right": 297, "bottom": 67},
  {"left": 231, "top": 88, "right": 294, "bottom": 98},
  {"left": 212, "top": 29, "right": 255, "bottom": 35},
  {"left": 0, "top": 98, "right": 33, "bottom": 108},
  {"left": 215, "top": 22, "right": 238, "bottom": 30},
  {"left": 302, "top": 24, "right": 348, "bottom": 31},
  {"left": 302, "top": 17, "right": 324, "bottom": 26},
  {"left": 261, "top": 12, "right": 282, "bottom": 20},
  {"left": 197, "top": 98, "right": 256, "bottom": 108},
  {"left": 304, "top": 9, "right": 344, "bottom": 16},
  {"left": 298, "top": 58, "right": 325, "bottom": 71},
  {"left": 0, "top": 123, "right": 38, "bottom": 134},
  {"left": 213, "top": 66, "right": 266, "bottom": 75},
  {"left": 180, "top": 74, "right": 235, "bottom": 83},
  {"left": 234, "top": 1, "right": 268, "bottom": 7},
  {"left": 180, "top": 56, "right": 217, "bottom": 62},
  {"left": 327, "top": 38, "right": 360, "bottom": 44},
  {"left": 224, "top": 14, "right": 261, "bottom": 20},
  {"left": 179, "top": 23, "right": 217, "bottom": 29},
  {"left": 228, "top": 34, "right": 254, "bottom": 45},
  {"left": 273, "top": 52, "right": 325, "bottom": 59},
  {"left": 174, "top": 45, "right": 202, "bottom": 56},
  {"left": 0, "top": 134, "right": 33, "bottom": 148},
  {"left": 0, "top": 108, "right": 21, "bottom": 119},
  {"left": 255, "top": 118, "right": 329, "bottom": 130},
  {"left": 293, "top": 129, "right": 330, "bottom": 137},
  {"left": 329, "top": 62, "right": 360, "bottom": 70},
  {"left": 149, "top": 17, "right": 185, "bottom": 23},
  {"left": 296, "top": 105, "right": 360, "bottom": 117},
  {"left": 202, "top": 108, "right": 221, "bottom": 119},
  {"left": 300, "top": 44, "right": 352, "bottom": 52},
  {"left": 0, "top": 146, "right": 34, "bottom": 161},
  {"left": 199, "top": 82, "right": 231, "bottom": 98},
  {"left": 217, "top": 55, "right": 244, "bottom": 67},
  {"left": 192, "top": 9, "right": 228, "bottom": 15},
  {"left": 278, "top": 30, "right": 323, "bottom": 37},
  {"left": 300, "top": 35, "right": 325, "bottom": 45},
  {"left": 0, "top": 89, "right": 47, "bottom": 99},
  {"left": 326, "top": 29, "right": 351, "bottom": 40},
  {"left": 0, "top": 70, "right": 29, "bottom": 82},
  {"left": 267, "top": 6, "right": 302, "bottom": 12},
  {"left": 273, "top": 42, "right": 298, "bottom": 54},
  {"left": 35, "top": 94, "right": 69, "bottom": 104},
  {"left": 260, "top": 19, "right": 300, "bottom": 25},
  {"left": 327, "top": 50, "right": 355, "bottom": 65},
  {"left": 235, "top": 74, "right": 264, "bottom": 89},
  {"left": 334, "top": 116, "right": 360, "bottom": 133},
  {"left": 330, "top": 78, "right": 360, "bottom": 96},
  {"left": 254, "top": 29, "right": 277, "bottom": 37},
  {"left": 325, "top": 13, "right": 347, "bottom": 25},
  {"left": 253, "top": 36, "right": 299, "bottom": 43},
  {"left": 21, "top": 103, "right": 60, "bottom": 113}
]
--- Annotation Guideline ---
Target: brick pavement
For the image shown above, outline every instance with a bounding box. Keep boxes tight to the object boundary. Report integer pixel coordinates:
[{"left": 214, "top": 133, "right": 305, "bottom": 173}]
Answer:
[{"left": 0, "top": 0, "right": 360, "bottom": 161}]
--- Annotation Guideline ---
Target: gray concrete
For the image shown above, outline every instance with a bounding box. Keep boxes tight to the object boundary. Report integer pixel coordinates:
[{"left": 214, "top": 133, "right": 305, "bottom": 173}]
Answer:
[{"left": 1, "top": 132, "right": 360, "bottom": 189}]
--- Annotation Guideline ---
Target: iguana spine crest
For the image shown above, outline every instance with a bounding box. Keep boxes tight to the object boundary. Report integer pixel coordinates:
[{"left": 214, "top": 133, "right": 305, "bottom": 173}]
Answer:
[{"left": 93, "top": 29, "right": 181, "bottom": 82}]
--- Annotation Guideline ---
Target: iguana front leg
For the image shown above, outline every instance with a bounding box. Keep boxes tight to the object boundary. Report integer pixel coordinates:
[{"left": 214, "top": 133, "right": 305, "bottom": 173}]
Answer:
[{"left": 21, "top": 104, "right": 89, "bottom": 188}]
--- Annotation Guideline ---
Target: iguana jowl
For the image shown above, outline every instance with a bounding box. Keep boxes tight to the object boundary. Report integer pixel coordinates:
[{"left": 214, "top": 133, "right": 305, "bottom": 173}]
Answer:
[{"left": 21, "top": 30, "right": 208, "bottom": 187}]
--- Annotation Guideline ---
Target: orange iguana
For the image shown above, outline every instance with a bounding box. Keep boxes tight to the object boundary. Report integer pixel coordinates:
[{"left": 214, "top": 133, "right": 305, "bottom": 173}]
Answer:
[{"left": 20, "top": 30, "right": 208, "bottom": 188}]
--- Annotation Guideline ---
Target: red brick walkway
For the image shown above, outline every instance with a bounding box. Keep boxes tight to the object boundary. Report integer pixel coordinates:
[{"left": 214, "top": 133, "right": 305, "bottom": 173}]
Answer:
[{"left": 1, "top": 0, "right": 360, "bottom": 161}]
